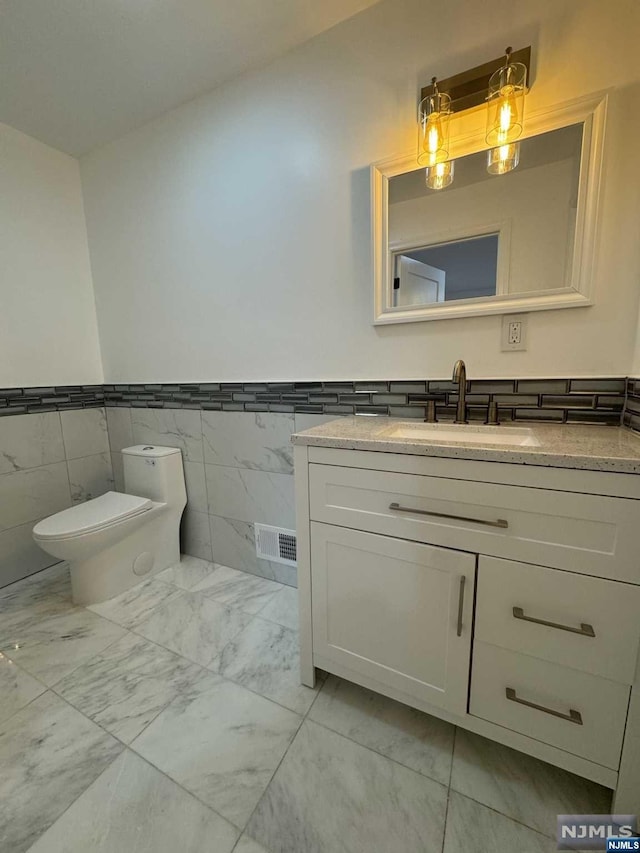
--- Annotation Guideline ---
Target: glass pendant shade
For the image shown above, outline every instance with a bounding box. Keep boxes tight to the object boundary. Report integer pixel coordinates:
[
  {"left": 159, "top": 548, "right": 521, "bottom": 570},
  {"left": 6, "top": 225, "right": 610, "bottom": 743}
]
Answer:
[
  {"left": 425, "top": 160, "right": 455, "bottom": 190},
  {"left": 487, "top": 142, "right": 520, "bottom": 175},
  {"left": 418, "top": 90, "right": 452, "bottom": 166},
  {"left": 485, "top": 60, "right": 527, "bottom": 146}
]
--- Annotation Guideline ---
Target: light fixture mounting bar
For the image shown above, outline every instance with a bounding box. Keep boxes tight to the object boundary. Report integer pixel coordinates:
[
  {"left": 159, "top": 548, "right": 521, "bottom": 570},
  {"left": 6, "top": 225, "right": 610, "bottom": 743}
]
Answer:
[{"left": 420, "top": 46, "right": 531, "bottom": 113}]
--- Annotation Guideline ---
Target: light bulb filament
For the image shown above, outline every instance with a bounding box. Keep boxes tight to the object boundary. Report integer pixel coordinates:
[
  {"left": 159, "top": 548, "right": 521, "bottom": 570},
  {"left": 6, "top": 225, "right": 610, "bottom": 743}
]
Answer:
[
  {"left": 424, "top": 114, "right": 444, "bottom": 164},
  {"left": 486, "top": 57, "right": 526, "bottom": 147},
  {"left": 499, "top": 102, "right": 512, "bottom": 133},
  {"left": 417, "top": 85, "right": 451, "bottom": 167},
  {"left": 496, "top": 84, "right": 518, "bottom": 142}
]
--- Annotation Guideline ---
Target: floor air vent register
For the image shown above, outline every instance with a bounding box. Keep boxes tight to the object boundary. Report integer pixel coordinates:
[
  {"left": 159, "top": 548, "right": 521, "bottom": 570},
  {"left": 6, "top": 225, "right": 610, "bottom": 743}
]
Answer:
[{"left": 255, "top": 524, "right": 297, "bottom": 567}]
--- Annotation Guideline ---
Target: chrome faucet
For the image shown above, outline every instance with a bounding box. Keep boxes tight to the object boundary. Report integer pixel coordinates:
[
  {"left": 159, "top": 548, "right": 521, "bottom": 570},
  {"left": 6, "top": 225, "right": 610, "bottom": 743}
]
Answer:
[{"left": 452, "top": 359, "right": 468, "bottom": 424}]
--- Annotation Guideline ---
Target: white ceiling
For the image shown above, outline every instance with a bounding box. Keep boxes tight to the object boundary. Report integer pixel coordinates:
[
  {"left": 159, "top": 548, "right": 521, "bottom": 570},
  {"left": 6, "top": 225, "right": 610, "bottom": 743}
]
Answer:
[{"left": 0, "top": 0, "right": 381, "bottom": 156}]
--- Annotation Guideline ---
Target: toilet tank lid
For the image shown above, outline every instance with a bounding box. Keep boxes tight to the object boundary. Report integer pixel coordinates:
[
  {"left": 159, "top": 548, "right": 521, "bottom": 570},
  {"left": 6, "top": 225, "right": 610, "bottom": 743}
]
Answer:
[
  {"left": 33, "top": 491, "right": 153, "bottom": 540},
  {"left": 122, "top": 445, "right": 182, "bottom": 457}
]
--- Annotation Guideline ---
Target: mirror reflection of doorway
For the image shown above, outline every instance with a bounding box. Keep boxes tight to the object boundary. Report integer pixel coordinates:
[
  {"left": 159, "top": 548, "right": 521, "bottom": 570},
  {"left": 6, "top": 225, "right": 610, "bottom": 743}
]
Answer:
[
  {"left": 393, "top": 232, "right": 500, "bottom": 306},
  {"left": 394, "top": 256, "right": 445, "bottom": 306}
]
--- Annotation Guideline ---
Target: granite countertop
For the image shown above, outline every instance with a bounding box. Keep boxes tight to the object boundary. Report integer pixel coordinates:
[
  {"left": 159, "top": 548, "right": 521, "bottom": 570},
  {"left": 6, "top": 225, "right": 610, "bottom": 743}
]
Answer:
[{"left": 292, "top": 417, "right": 640, "bottom": 474}]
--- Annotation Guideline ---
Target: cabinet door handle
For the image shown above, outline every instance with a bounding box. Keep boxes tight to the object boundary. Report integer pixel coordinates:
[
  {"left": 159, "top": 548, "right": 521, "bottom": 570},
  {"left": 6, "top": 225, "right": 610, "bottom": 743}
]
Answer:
[
  {"left": 388, "top": 502, "right": 508, "bottom": 529},
  {"left": 505, "top": 687, "right": 583, "bottom": 725},
  {"left": 512, "top": 607, "right": 595, "bottom": 638},
  {"left": 456, "top": 576, "right": 466, "bottom": 637}
]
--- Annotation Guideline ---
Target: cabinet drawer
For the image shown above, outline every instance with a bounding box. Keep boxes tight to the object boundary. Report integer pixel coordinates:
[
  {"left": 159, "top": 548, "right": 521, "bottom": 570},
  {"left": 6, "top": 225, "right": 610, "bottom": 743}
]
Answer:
[
  {"left": 476, "top": 557, "right": 640, "bottom": 684},
  {"left": 470, "top": 642, "right": 629, "bottom": 770},
  {"left": 308, "top": 463, "right": 640, "bottom": 581}
]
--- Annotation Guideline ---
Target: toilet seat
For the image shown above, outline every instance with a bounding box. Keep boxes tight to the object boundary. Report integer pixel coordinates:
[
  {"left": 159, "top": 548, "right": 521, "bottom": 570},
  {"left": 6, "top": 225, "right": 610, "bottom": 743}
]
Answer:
[{"left": 33, "top": 491, "right": 153, "bottom": 541}]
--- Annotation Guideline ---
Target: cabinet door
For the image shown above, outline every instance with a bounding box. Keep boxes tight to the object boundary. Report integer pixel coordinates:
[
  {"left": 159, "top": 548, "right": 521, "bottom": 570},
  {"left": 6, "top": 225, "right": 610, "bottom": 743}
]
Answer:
[{"left": 310, "top": 522, "right": 476, "bottom": 714}]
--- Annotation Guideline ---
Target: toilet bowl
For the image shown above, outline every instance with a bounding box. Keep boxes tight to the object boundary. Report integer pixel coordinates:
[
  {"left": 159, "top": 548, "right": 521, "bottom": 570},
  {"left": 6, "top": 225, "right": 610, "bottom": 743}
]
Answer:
[{"left": 33, "top": 445, "right": 187, "bottom": 605}]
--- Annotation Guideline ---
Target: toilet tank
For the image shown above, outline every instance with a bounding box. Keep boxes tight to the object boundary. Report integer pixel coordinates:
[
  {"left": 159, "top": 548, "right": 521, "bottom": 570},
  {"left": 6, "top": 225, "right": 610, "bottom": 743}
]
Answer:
[{"left": 121, "top": 445, "right": 187, "bottom": 508}]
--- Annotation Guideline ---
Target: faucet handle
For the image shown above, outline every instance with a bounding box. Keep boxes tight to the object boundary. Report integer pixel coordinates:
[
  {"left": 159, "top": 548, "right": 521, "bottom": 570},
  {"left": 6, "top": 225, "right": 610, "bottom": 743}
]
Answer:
[
  {"left": 407, "top": 394, "right": 445, "bottom": 423},
  {"left": 485, "top": 401, "right": 500, "bottom": 425}
]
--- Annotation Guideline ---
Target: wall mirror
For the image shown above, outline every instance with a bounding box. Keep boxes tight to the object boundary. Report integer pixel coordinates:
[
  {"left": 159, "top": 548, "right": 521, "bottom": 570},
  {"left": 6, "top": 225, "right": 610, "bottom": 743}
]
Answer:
[{"left": 372, "top": 94, "right": 607, "bottom": 323}]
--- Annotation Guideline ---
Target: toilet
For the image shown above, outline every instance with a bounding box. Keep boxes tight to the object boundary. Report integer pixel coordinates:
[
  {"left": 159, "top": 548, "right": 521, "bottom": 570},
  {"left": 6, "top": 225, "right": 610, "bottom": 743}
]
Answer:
[{"left": 33, "top": 445, "right": 187, "bottom": 605}]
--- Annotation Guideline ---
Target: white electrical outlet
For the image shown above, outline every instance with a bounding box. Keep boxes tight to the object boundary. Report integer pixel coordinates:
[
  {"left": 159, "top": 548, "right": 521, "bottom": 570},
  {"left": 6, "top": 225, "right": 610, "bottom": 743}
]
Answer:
[{"left": 501, "top": 314, "right": 527, "bottom": 351}]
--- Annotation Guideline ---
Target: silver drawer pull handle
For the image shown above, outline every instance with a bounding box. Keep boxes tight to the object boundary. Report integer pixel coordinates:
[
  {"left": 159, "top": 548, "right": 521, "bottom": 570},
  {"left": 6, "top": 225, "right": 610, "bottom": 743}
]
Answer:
[
  {"left": 505, "top": 687, "right": 583, "bottom": 725},
  {"left": 389, "top": 502, "right": 508, "bottom": 529},
  {"left": 512, "top": 607, "right": 595, "bottom": 638},
  {"left": 457, "top": 576, "right": 466, "bottom": 637}
]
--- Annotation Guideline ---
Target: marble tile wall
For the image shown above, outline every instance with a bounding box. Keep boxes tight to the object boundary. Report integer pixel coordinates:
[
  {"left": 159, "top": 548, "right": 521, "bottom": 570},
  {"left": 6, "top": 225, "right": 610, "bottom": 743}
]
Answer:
[
  {"left": 96, "top": 378, "right": 632, "bottom": 586},
  {"left": 105, "top": 409, "right": 338, "bottom": 587},
  {"left": 0, "top": 408, "right": 114, "bottom": 587},
  {"left": 4, "top": 375, "right": 633, "bottom": 589},
  {"left": 104, "top": 386, "right": 639, "bottom": 586}
]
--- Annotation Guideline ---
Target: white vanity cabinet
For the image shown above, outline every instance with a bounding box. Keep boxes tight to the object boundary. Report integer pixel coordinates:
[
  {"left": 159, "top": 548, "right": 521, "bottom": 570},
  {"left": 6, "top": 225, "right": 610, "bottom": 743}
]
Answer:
[{"left": 294, "top": 443, "right": 640, "bottom": 811}]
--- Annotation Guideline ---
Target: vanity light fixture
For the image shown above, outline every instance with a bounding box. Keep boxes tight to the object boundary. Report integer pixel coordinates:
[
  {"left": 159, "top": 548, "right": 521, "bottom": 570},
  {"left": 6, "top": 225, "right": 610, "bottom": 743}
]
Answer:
[
  {"left": 425, "top": 159, "right": 455, "bottom": 190},
  {"left": 417, "top": 48, "right": 530, "bottom": 181},
  {"left": 418, "top": 77, "right": 452, "bottom": 167},
  {"left": 485, "top": 46, "right": 527, "bottom": 174}
]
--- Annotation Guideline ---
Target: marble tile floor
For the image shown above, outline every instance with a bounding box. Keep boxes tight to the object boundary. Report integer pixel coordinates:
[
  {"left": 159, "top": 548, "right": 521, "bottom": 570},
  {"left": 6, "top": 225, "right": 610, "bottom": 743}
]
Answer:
[{"left": 0, "top": 555, "right": 611, "bottom": 853}]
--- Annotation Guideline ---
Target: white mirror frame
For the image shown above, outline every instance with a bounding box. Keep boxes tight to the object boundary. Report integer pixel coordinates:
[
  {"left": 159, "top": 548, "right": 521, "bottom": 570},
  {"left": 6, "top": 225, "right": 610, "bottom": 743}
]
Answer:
[{"left": 372, "top": 92, "right": 608, "bottom": 324}]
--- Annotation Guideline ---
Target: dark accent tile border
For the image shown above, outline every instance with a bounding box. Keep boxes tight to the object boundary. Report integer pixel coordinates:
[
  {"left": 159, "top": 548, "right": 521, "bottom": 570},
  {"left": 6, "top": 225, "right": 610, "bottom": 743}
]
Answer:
[
  {"left": 623, "top": 378, "right": 640, "bottom": 434},
  {"left": 102, "top": 378, "right": 625, "bottom": 424},
  {"left": 0, "top": 386, "right": 105, "bottom": 417},
  {"left": 0, "top": 378, "right": 630, "bottom": 426}
]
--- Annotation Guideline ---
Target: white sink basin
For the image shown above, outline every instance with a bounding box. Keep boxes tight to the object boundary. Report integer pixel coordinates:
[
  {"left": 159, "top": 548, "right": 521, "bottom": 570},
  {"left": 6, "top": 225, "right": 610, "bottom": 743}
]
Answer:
[{"left": 383, "top": 422, "right": 540, "bottom": 447}]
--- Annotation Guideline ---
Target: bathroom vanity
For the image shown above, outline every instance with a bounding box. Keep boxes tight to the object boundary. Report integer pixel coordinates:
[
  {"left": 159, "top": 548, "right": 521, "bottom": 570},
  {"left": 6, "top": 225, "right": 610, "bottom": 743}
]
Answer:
[{"left": 292, "top": 418, "right": 640, "bottom": 810}]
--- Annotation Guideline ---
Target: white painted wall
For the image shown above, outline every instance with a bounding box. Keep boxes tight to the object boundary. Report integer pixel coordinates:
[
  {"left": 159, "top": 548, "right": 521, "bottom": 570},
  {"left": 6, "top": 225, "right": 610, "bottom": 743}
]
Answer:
[
  {"left": 81, "top": 0, "right": 640, "bottom": 381},
  {"left": 0, "top": 123, "right": 102, "bottom": 387}
]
